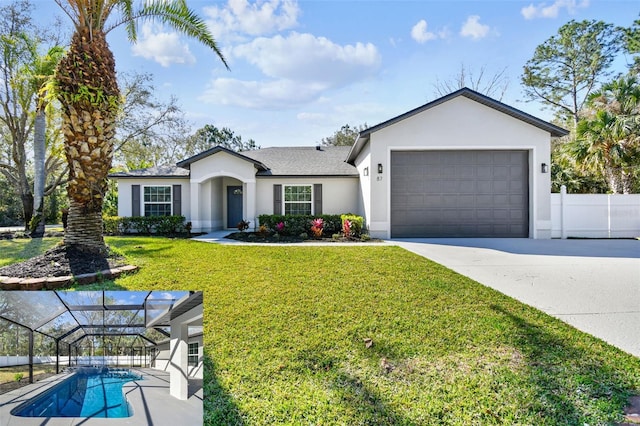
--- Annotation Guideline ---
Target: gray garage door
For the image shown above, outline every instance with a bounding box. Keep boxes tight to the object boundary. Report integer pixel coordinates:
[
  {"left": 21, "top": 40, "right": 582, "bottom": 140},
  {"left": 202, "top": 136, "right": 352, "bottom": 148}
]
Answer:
[{"left": 390, "top": 150, "right": 529, "bottom": 238}]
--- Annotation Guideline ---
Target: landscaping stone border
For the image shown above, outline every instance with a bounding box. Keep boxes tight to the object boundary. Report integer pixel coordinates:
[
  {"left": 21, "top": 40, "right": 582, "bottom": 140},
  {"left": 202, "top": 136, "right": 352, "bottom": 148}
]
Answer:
[
  {"left": 625, "top": 396, "right": 640, "bottom": 425},
  {"left": 0, "top": 265, "right": 139, "bottom": 290}
]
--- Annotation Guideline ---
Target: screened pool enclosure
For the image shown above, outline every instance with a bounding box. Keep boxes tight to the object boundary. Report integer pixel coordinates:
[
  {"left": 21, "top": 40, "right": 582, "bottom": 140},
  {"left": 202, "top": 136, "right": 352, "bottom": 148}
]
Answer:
[{"left": 0, "top": 290, "right": 203, "bottom": 400}]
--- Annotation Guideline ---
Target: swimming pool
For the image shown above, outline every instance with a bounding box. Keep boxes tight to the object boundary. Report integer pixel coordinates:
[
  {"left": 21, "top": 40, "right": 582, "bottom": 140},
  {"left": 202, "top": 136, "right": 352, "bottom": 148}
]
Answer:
[{"left": 11, "top": 368, "right": 143, "bottom": 418}]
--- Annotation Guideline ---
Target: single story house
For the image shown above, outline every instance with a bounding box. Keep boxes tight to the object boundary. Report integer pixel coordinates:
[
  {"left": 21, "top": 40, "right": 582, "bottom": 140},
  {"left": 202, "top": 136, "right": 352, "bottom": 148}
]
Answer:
[{"left": 110, "top": 88, "right": 568, "bottom": 239}]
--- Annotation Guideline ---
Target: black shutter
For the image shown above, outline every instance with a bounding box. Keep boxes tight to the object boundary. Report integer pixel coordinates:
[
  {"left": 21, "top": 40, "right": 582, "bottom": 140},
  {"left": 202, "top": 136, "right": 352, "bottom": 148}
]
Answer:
[
  {"left": 172, "top": 185, "right": 181, "bottom": 216},
  {"left": 132, "top": 185, "right": 140, "bottom": 217},
  {"left": 313, "top": 184, "right": 322, "bottom": 215},
  {"left": 273, "top": 184, "right": 282, "bottom": 214}
]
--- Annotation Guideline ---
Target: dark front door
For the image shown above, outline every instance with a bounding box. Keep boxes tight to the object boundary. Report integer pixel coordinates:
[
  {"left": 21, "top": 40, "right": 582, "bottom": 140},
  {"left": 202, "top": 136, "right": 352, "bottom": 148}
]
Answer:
[{"left": 227, "top": 186, "right": 244, "bottom": 228}]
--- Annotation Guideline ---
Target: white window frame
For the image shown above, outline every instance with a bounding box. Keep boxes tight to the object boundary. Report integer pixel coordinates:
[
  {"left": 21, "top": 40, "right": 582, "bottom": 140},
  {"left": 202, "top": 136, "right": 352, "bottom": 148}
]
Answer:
[
  {"left": 283, "top": 184, "right": 313, "bottom": 215},
  {"left": 143, "top": 185, "right": 172, "bottom": 217},
  {"left": 188, "top": 342, "right": 199, "bottom": 367}
]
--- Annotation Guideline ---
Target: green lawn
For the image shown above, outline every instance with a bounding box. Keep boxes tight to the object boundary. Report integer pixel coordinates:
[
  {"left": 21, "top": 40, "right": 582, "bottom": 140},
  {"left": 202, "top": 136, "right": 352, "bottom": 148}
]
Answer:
[
  {"left": 1, "top": 236, "right": 639, "bottom": 425},
  {"left": 0, "top": 237, "right": 60, "bottom": 267}
]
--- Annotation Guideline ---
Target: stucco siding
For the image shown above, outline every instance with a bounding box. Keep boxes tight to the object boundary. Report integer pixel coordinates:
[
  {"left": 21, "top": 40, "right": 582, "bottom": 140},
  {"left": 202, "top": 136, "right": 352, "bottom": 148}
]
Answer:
[
  {"left": 354, "top": 144, "right": 372, "bottom": 231},
  {"left": 189, "top": 151, "right": 257, "bottom": 183},
  {"left": 358, "top": 96, "right": 552, "bottom": 238},
  {"left": 114, "top": 178, "right": 190, "bottom": 218},
  {"left": 152, "top": 334, "right": 203, "bottom": 379},
  {"left": 255, "top": 177, "right": 361, "bottom": 219}
]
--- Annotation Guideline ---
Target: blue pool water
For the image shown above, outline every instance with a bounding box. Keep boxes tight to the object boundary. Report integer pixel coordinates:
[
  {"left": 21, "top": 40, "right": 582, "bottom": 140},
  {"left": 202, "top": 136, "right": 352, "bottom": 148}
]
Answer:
[{"left": 12, "top": 369, "right": 142, "bottom": 418}]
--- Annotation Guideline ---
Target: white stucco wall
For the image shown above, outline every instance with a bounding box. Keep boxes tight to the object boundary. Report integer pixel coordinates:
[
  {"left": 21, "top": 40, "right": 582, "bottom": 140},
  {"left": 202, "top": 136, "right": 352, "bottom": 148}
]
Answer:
[
  {"left": 114, "top": 178, "right": 190, "bottom": 218},
  {"left": 188, "top": 152, "right": 257, "bottom": 232},
  {"left": 353, "top": 144, "right": 372, "bottom": 232},
  {"left": 356, "top": 96, "right": 553, "bottom": 239},
  {"left": 255, "top": 177, "right": 360, "bottom": 219},
  {"left": 152, "top": 334, "right": 203, "bottom": 379}
]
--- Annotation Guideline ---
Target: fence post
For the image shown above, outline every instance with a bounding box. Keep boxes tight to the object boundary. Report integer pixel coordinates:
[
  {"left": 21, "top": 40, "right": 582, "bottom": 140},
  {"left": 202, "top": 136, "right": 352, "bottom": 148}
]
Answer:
[
  {"left": 607, "top": 193, "right": 611, "bottom": 238},
  {"left": 560, "top": 185, "right": 567, "bottom": 239}
]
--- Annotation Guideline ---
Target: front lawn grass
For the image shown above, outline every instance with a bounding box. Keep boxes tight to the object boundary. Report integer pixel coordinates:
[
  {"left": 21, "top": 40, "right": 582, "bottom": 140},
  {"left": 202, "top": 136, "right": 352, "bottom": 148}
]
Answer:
[
  {"left": 0, "top": 237, "right": 60, "bottom": 268},
  {"left": 1, "top": 236, "right": 639, "bottom": 425}
]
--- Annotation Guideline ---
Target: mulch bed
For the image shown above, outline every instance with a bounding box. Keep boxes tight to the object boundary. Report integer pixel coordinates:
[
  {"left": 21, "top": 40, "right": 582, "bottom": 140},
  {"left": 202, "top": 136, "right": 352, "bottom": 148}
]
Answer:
[
  {"left": 0, "top": 245, "right": 126, "bottom": 279},
  {"left": 225, "top": 232, "right": 379, "bottom": 243}
]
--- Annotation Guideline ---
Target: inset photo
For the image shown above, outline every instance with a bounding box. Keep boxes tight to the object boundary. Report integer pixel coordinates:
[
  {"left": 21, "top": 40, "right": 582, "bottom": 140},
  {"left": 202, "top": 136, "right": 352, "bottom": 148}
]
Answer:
[{"left": 0, "top": 290, "right": 203, "bottom": 425}]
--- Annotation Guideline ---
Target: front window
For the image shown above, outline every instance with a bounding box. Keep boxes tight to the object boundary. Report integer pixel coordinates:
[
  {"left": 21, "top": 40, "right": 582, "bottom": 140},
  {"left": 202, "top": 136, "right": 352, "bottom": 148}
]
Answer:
[
  {"left": 188, "top": 342, "right": 199, "bottom": 366},
  {"left": 144, "top": 186, "right": 172, "bottom": 216},
  {"left": 284, "top": 185, "right": 312, "bottom": 215}
]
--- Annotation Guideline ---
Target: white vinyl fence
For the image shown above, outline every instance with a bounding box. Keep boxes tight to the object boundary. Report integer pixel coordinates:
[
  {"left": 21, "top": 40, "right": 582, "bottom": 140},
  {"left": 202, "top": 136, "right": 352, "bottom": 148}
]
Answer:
[
  {"left": 551, "top": 186, "right": 640, "bottom": 238},
  {"left": 1, "top": 355, "right": 150, "bottom": 367}
]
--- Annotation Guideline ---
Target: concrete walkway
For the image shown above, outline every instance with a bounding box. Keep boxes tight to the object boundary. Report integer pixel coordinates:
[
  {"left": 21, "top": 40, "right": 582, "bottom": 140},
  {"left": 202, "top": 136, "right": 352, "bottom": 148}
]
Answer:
[
  {"left": 191, "top": 230, "right": 393, "bottom": 246},
  {"left": 393, "top": 238, "right": 640, "bottom": 358}
]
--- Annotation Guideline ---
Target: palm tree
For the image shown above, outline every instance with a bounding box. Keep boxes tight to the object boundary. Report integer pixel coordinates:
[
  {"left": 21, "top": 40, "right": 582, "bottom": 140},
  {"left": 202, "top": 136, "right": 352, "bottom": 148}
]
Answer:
[
  {"left": 53, "top": 0, "right": 227, "bottom": 254},
  {"left": 572, "top": 75, "right": 640, "bottom": 193},
  {"left": 26, "top": 45, "right": 65, "bottom": 238}
]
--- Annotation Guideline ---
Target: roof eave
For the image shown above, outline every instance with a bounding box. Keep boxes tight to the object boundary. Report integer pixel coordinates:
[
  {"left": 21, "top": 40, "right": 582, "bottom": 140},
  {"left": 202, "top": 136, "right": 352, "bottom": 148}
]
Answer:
[
  {"left": 176, "top": 145, "right": 269, "bottom": 171},
  {"left": 348, "top": 87, "right": 569, "bottom": 145},
  {"left": 108, "top": 175, "right": 190, "bottom": 179},
  {"left": 346, "top": 133, "right": 370, "bottom": 165}
]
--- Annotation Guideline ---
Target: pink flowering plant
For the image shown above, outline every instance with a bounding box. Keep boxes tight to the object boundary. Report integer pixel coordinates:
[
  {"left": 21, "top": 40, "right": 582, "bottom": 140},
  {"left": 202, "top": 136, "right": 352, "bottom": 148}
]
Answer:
[
  {"left": 310, "top": 218, "right": 324, "bottom": 238},
  {"left": 276, "top": 221, "right": 285, "bottom": 233},
  {"left": 342, "top": 219, "right": 352, "bottom": 238}
]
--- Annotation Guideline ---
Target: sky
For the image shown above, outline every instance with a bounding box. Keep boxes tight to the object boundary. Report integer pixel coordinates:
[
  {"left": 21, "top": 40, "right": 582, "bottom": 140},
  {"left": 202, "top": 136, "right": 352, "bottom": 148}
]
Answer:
[{"left": 31, "top": 0, "right": 639, "bottom": 149}]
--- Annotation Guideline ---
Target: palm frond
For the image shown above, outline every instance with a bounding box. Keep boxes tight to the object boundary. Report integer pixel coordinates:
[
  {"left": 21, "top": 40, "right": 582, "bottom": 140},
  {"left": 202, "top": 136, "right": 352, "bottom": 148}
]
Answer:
[{"left": 113, "top": 0, "right": 228, "bottom": 69}]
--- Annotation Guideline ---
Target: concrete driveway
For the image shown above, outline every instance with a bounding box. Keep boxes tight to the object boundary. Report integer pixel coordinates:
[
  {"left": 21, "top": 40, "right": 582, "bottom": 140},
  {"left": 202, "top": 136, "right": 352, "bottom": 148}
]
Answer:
[{"left": 393, "top": 238, "right": 640, "bottom": 358}]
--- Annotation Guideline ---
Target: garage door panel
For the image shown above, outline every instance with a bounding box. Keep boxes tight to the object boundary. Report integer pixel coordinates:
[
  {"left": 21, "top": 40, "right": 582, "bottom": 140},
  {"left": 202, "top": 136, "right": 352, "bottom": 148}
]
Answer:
[
  {"left": 476, "top": 195, "right": 494, "bottom": 207},
  {"left": 391, "top": 150, "right": 529, "bottom": 238},
  {"left": 492, "top": 209, "right": 509, "bottom": 220},
  {"left": 441, "top": 195, "right": 459, "bottom": 208},
  {"left": 458, "top": 210, "right": 476, "bottom": 221},
  {"left": 476, "top": 181, "right": 493, "bottom": 194},
  {"left": 493, "top": 181, "right": 508, "bottom": 192},
  {"left": 477, "top": 166, "right": 493, "bottom": 178},
  {"left": 493, "top": 166, "right": 509, "bottom": 178},
  {"left": 457, "top": 195, "right": 475, "bottom": 207}
]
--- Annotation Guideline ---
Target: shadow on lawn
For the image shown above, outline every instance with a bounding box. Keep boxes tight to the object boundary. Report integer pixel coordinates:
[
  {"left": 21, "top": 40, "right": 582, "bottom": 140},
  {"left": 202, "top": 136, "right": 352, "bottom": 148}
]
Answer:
[
  {"left": 203, "top": 353, "right": 245, "bottom": 426},
  {"left": 491, "top": 304, "right": 636, "bottom": 423},
  {"left": 295, "top": 346, "right": 412, "bottom": 424},
  {"left": 330, "top": 369, "right": 412, "bottom": 424}
]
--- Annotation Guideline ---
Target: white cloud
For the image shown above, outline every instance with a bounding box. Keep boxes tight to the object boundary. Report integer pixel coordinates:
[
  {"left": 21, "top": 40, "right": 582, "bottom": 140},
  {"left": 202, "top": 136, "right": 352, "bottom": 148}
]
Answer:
[
  {"left": 231, "top": 32, "right": 380, "bottom": 84},
  {"left": 411, "top": 20, "right": 449, "bottom": 44},
  {"left": 521, "top": 0, "right": 589, "bottom": 20},
  {"left": 204, "top": 0, "right": 300, "bottom": 39},
  {"left": 411, "top": 20, "right": 437, "bottom": 43},
  {"left": 200, "top": 32, "right": 381, "bottom": 109},
  {"left": 200, "top": 78, "right": 326, "bottom": 109},
  {"left": 131, "top": 23, "right": 195, "bottom": 67},
  {"left": 460, "top": 16, "right": 490, "bottom": 40}
]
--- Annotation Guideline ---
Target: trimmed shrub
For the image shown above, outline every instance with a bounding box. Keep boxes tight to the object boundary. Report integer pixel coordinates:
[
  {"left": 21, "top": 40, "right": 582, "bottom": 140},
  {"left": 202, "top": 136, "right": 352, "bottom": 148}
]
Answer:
[
  {"left": 103, "top": 215, "right": 186, "bottom": 236},
  {"left": 257, "top": 214, "right": 342, "bottom": 237},
  {"left": 341, "top": 214, "right": 364, "bottom": 237}
]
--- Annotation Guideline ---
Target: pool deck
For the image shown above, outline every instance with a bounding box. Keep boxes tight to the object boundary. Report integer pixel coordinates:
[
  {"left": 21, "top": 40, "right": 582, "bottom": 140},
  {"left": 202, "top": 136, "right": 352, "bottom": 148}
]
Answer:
[{"left": 0, "top": 368, "right": 203, "bottom": 426}]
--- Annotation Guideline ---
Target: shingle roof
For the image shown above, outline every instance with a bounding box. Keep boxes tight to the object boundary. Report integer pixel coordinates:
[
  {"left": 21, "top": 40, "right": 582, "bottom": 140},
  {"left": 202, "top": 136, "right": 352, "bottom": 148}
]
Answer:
[
  {"left": 242, "top": 146, "right": 357, "bottom": 176},
  {"left": 109, "top": 165, "right": 190, "bottom": 178},
  {"left": 109, "top": 146, "right": 357, "bottom": 178}
]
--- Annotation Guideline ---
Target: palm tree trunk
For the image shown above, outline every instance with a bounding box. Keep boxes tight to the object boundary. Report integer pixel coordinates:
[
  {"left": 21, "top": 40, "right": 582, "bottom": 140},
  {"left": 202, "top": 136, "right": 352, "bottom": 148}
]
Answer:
[
  {"left": 31, "top": 108, "right": 46, "bottom": 238},
  {"left": 64, "top": 199, "right": 105, "bottom": 253},
  {"left": 56, "top": 29, "right": 119, "bottom": 255}
]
